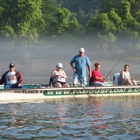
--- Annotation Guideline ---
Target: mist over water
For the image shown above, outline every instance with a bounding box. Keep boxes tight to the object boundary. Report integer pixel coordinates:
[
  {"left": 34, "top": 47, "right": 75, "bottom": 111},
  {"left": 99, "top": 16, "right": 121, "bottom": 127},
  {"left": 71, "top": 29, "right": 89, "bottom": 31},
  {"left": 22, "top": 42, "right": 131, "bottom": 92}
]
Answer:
[{"left": 0, "top": 38, "right": 140, "bottom": 84}]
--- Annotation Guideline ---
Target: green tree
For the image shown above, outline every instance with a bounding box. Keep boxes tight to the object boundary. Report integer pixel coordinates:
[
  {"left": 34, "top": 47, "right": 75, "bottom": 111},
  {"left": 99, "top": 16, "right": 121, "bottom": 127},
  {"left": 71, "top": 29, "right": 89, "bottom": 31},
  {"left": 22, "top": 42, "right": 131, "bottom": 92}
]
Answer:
[
  {"left": 45, "top": 6, "right": 82, "bottom": 36},
  {"left": 136, "top": 11, "right": 140, "bottom": 22},
  {"left": 0, "top": 0, "right": 44, "bottom": 41},
  {"left": 66, "top": 17, "right": 82, "bottom": 35},
  {"left": 55, "top": 7, "right": 71, "bottom": 34},
  {"left": 123, "top": 0, "right": 140, "bottom": 17},
  {"left": 57, "top": 0, "right": 101, "bottom": 24},
  {"left": 87, "top": 13, "right": 116, "bottom": 33},
  {"left": 41, "top": 0, "right": 57, "bottom": 35},
  {"left": 118, "top": 1, "right": 140, "bottom": 37},
  {"left": 109, "top": 9, "right": 122, "bottom": 26},
  {"left": 100, "top": 0, "right": 121, "bottom": 13}
]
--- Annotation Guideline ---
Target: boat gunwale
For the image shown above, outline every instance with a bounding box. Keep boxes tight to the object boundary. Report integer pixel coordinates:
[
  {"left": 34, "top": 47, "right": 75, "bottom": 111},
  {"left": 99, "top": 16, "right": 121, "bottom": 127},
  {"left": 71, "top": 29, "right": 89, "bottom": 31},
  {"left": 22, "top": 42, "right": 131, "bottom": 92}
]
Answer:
[{"left": 0, "top": 85, "right": 140, "bottom": 91}]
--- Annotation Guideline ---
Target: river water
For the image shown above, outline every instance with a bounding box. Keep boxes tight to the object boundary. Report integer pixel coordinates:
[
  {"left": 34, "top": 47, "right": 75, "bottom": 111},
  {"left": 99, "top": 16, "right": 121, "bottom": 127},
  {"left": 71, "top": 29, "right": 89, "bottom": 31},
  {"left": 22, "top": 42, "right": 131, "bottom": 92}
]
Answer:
[{"left": 0, "top": 97, "right": 140, "bottom": 140}]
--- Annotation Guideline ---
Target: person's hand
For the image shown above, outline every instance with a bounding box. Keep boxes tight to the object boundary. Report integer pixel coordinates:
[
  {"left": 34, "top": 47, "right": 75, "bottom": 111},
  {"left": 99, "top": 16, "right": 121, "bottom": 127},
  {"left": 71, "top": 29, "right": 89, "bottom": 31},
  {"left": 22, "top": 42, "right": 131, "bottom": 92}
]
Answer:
[
  {"left": 18, "top": 83, "right": 22, "bottom": 87},
  {"left": 52, "top": 75, "right": 58, "bottom": 79},
  {"left": 102, "top": 78, "right": 106, "bottom": 82},
  {"left": 54, "top": 73, "right": 59, "bottom": 78},
  {"left": 73, "top": 68, "right": 76, "bottom": 72},
  {"left": 89, "top": 73, "right": 92, "bottom": 78},
  {"left": 61, "top": 74, "right": 65, "bottom": 78},
  {"left": 56, "top": 75, "right": 59, "bottom": 78}
]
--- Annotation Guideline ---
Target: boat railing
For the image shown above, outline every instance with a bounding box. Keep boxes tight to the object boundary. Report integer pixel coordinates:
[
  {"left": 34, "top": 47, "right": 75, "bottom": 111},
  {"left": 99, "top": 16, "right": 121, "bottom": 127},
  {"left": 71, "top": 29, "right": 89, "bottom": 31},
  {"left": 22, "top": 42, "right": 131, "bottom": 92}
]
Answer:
[{"left": 0, "top": 80, "right": 140, "bottom": 89}]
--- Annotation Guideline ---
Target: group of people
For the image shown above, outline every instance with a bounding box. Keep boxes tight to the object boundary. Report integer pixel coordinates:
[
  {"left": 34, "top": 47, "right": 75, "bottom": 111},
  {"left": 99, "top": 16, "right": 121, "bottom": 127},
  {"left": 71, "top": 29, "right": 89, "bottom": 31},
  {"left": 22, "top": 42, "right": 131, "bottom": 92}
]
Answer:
[{"left": 0, "top": 48, "right": 137, "bottom": 89}]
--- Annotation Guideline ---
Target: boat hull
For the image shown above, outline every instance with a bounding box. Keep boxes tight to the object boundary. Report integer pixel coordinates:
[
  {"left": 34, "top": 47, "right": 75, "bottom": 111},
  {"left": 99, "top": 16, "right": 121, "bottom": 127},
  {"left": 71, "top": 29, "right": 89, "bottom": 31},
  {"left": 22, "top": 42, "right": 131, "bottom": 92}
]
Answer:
[{"left": 0, "top": 86, "right": 140, "bottom": 102}]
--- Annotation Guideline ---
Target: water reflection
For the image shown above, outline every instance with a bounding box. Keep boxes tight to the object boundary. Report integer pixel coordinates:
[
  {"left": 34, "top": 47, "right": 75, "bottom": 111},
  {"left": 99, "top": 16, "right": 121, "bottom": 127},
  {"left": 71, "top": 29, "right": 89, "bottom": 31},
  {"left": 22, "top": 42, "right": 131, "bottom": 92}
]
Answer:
[
  {"left": 0, "top": 97, "right": 140, "bottom": 139},
  {"left": 8, "top": 104, "right": 27, "bottom": 127},
  {"left": 87, "top": 100, "right": 109, "bottom": 131}
]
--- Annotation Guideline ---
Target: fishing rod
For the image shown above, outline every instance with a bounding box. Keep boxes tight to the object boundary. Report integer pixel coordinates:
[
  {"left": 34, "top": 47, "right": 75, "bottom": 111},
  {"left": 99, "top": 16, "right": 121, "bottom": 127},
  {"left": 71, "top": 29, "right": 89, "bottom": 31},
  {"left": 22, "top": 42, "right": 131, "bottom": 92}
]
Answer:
[{"left": 105, "top": 48, "right": 129, "bottom": 79}]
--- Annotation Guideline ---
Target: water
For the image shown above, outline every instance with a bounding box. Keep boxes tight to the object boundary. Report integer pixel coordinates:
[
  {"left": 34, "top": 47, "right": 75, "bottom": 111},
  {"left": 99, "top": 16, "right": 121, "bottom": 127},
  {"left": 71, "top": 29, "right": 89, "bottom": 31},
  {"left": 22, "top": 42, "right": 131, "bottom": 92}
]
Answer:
[{"left": 0, "top": 97, "right": 140, "bottom": 139}]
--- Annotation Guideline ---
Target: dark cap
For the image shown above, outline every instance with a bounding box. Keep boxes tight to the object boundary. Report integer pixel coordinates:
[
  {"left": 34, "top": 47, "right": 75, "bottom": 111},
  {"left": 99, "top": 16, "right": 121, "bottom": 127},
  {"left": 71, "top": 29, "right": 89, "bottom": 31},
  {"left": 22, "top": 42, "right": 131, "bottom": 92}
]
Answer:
[{"left": 9, "top": 63, "right": 15, "bottom": 67}]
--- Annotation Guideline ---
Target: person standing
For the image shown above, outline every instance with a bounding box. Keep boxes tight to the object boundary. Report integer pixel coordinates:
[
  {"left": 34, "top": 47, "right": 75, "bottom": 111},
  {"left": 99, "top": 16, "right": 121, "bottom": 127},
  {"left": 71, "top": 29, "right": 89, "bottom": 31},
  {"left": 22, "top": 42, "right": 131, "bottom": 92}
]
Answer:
[
  {"left": 0, "top": 63, "right": 23, "bottom": 89},
  {"left": 92, "top": 62, "right": 107, "bottom": 86},
  {"left": 70, "top": 48, "right": 92, "bottom": 87}
]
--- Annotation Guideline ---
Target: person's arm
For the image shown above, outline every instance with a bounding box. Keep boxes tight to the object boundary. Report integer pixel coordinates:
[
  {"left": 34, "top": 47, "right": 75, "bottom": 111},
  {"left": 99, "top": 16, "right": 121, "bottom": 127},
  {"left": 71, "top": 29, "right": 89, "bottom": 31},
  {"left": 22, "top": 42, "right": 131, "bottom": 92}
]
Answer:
[
  {"left": 92, "top": 70, "right": 104, "bottom": 82},
  {"left": 70, "top": 62, "right": 76, "bottom": 72},
  {"left": 17, "top": 71, "right": 23, "bottom": 86},
  {"left": 121, "top": 71, "right": 125, "bottom": 80},
  {"left": 51, "top": 70, "right": 57, "bottom": 79},
  {"left": 87, "top": 66, "right": 92, "bottom": 78},
  {"left": 18, "top": 72, "right": 23, "bottom": 83},
  {"left": 51, "top": 70, "right": 54, "bottom": 79},
  {"left": 95, "top": 76, "right": 104, "bottom": 81},
  {"left": 0, "top": 71, "right": 9, "bottom": 85},
  {"left": 0, "top": 74, "right": 5, "bottom": 85},
  {"left": 128, "top": 72, "right": 131, "bottom": 79},
  {"left": 61, "top": 71, "right": 67, "bottom": 78},
  {"left": 70, "top": 56, "right": 77, "bottom": 72},
  {"left": 86, "top": 56, "right": 92, "bottom": 78}
]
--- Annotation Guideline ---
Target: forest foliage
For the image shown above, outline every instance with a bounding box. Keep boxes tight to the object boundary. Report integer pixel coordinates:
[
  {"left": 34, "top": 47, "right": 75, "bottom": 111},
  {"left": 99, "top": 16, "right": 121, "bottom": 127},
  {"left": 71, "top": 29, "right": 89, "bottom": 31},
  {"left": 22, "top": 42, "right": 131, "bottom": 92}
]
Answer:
[{"left": 0, "top": 0, "right": 140, "bottom": 54}]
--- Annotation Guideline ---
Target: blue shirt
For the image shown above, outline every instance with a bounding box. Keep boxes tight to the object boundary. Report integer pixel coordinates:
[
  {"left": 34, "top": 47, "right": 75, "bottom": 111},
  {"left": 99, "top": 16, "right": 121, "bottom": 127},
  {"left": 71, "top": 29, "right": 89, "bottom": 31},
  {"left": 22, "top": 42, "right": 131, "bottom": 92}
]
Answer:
[{"left": 70, "top": 55, "right": 91, "bottom": 77}]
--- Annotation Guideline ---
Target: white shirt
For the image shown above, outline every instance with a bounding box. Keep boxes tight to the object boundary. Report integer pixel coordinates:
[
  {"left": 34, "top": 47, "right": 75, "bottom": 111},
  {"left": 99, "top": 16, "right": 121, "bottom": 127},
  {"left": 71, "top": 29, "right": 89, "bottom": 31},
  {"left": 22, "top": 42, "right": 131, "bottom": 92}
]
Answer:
[
  {"left": 6, "top": 71, "right": 18, "bottom": 85},
  {"left": 52, "top": 70, "right": 66, "bottom": 83}
]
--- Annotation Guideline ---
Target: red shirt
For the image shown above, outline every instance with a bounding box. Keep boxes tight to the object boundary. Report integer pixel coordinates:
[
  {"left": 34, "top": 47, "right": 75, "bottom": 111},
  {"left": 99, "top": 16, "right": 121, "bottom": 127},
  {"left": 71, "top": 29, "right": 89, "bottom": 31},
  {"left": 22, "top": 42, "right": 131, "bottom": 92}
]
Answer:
[{"left": 92, "top": 69, "right": 103, "bottom": 82}]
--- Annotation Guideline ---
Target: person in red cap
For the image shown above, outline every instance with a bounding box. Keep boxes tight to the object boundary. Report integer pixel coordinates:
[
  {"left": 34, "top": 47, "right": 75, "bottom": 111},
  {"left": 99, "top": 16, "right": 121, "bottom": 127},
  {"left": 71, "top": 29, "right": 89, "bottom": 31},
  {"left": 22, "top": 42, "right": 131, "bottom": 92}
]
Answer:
[{"left": 0, "top": 63, "right": 23, "bottom": 89}]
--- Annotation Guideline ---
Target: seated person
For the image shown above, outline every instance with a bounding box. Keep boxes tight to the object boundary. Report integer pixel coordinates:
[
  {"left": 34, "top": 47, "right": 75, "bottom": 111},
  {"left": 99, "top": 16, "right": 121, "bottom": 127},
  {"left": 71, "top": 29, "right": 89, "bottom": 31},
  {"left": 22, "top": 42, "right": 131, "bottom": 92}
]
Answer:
[
  {"left": 0, "top": 63, "right": 23, "bottom": 89},
  {"left": 118, "top": 64, "right": 137, "bottom": 86},
  {"left": 51, "top": 63, "right": 69, "bottom": 88},
  {"left": 92, "top": 62, "right": 107, "bottom": 86}
]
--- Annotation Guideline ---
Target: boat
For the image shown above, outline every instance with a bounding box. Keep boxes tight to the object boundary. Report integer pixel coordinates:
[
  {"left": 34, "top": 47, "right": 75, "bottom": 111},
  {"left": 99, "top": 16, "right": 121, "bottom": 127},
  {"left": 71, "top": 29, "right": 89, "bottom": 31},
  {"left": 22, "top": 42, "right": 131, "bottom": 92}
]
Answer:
[{"left": 0, "top": 82, "right": 140, "bottom": 103}]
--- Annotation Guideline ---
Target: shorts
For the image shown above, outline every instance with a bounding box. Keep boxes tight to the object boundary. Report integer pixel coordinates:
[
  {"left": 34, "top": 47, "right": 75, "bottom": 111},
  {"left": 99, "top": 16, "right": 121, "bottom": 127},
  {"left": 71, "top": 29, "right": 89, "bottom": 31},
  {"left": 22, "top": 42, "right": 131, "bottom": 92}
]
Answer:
[
  {"left": 53, "top": 81, "right": 67, "bottom": 86},
  {"left": 73, "top": 72, "right": 87, "bottom": 85}
]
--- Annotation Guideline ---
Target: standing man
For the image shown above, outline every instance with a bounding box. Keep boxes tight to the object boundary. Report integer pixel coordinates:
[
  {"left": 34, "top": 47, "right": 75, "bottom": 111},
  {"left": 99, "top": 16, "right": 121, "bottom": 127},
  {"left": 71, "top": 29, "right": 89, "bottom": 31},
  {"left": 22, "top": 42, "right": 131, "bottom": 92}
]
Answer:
[
  {"left": 70, "top": 48, "right": 92, "bottom": 86},
  {"left": 0, "top": 63, "right": 23, "bottom": 89}
]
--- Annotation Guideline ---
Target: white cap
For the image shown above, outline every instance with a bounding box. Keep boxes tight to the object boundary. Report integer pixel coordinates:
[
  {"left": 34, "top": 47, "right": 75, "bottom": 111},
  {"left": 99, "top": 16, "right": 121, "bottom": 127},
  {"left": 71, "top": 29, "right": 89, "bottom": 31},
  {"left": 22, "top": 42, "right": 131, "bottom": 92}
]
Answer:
[
  {"left": 79, "top": 48, "right": 85, "bottom": 52},
  {"left": 56, "top": 63, "right": 63, "bottom": 68}
]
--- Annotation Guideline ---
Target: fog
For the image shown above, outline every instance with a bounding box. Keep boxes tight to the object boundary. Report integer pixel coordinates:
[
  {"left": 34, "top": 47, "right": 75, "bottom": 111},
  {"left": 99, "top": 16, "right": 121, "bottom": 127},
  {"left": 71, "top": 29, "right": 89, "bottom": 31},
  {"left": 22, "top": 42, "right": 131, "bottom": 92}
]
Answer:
[{"left": 0, "top": 39, "right": 140, "bottom": 84}]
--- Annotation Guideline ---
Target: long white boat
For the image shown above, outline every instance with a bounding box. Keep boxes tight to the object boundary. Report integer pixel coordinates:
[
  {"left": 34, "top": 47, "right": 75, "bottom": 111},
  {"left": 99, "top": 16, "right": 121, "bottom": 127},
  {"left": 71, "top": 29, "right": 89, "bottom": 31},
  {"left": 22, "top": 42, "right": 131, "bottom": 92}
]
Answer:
[{"left": 0, "top": 82, "right": 140, "bottom": 103}]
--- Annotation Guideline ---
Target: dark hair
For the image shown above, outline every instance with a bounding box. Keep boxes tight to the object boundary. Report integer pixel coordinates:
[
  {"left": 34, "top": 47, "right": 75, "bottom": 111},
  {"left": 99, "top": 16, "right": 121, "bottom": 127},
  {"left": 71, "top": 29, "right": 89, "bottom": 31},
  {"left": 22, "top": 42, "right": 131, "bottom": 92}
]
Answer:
[
  {"left": 124, "top": 64, "right": 130, "bottom": 68},
  {"left": 95, "top": 62, "right": 100, "bottom": 68}
]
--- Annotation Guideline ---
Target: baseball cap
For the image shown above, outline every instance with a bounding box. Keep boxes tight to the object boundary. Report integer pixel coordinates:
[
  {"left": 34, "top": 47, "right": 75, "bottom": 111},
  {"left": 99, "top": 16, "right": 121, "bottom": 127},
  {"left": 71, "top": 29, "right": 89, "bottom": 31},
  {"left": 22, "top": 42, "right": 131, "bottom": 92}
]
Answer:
[
  {"left": 9, "top": 63, "right": 15, "bottom": 67},
  {"left": 56, "top": 63, "right": 63, "bottom": 68},
  {"left": 79, "top": 48, "right": 85, "bottom": 52}
]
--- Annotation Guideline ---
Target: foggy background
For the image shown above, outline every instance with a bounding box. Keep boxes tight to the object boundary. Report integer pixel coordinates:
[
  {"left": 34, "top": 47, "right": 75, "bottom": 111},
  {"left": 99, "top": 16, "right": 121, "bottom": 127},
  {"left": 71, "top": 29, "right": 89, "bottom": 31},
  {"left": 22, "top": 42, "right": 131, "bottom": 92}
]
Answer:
[{"left": 0, "top": 39, "right": 139, "bottom": 84}]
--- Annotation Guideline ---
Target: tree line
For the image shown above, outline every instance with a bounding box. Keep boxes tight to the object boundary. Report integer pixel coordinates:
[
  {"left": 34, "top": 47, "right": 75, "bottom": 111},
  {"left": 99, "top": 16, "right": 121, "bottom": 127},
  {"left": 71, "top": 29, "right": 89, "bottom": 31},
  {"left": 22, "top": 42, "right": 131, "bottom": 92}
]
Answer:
[{"left": 0, "top": 0, "right": 140, "bottom": 54}]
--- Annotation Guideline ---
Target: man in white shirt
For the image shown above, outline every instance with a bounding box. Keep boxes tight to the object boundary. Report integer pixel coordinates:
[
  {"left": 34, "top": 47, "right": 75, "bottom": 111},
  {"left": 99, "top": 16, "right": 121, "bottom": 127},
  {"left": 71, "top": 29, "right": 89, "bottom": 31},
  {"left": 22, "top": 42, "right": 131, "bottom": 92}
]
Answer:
[{"left": 0, "top": 63, "right": 23, "bottom": 89}]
